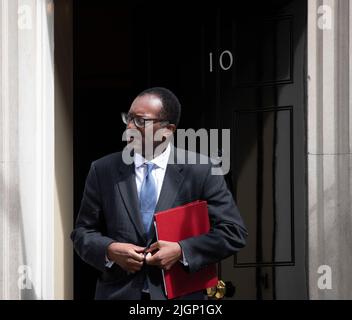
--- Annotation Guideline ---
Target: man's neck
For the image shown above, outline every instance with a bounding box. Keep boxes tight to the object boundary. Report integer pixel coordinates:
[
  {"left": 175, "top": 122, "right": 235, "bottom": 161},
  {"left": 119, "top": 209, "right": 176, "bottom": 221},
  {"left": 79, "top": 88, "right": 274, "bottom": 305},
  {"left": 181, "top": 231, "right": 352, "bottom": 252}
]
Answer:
[{"left": 138, "top": 142, "right": 170, "bottom": 161}]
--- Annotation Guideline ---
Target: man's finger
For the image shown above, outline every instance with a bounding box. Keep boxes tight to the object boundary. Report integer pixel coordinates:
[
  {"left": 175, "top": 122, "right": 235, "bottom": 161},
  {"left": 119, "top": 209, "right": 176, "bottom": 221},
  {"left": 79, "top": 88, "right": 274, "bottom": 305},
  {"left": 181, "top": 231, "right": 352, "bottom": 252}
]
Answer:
[
  {"left": 126, "top": 259, "right": 143, "bottom": 273},
  {"left": 145, "top": 247, "right": 159, "bottom": 255},
  {"left": 129, "top": 258, "right": 143, "bottom": 266},
  {"left": 147, "top": 242, "right": 160, "bottom": 252},
  {"left": 130, "top": 250, "right": 145, "bottom": 262},
  {"left": 145, "top": 252, "right": 160, "bottom": 266},
  {"left": 144, "top": 252, "right": 152, "bottom": 263},
  {"left": 151, "top": 242, "right": 160, "bottom": 249},
  {"left": 134, "top": 246, "right": 146, "bottom": 253}
]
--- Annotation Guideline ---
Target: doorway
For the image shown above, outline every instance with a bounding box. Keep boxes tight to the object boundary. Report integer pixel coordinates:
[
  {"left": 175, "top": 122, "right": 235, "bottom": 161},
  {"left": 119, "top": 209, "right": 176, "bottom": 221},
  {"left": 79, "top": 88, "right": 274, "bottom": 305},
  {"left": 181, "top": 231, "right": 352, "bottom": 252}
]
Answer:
[{"left": 73, "top": 0, "right": 308, "bottom": 299}]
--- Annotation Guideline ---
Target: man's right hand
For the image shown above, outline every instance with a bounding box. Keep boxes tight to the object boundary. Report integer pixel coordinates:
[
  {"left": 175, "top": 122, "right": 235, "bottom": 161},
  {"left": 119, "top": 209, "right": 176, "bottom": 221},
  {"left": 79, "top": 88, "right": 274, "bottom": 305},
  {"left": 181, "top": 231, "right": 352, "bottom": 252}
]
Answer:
[{"left": 106, "top": 242, "right": 145, "bottom": 273}]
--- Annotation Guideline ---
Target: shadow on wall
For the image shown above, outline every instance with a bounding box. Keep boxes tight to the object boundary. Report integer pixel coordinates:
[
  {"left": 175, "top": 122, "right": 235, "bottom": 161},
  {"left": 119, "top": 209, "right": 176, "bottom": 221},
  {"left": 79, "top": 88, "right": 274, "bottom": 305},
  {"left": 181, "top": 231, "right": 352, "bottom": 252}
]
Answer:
[{"left": 54, "top": 0, "right": 74, "bottom": 299}]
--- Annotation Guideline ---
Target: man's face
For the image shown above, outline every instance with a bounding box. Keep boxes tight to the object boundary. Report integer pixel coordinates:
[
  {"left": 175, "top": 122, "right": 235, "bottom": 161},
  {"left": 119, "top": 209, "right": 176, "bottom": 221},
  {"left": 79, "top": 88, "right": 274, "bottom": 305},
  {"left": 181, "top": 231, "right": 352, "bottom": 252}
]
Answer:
[{"left": 126, "top": 94, "right": 173, "bottom": 156}]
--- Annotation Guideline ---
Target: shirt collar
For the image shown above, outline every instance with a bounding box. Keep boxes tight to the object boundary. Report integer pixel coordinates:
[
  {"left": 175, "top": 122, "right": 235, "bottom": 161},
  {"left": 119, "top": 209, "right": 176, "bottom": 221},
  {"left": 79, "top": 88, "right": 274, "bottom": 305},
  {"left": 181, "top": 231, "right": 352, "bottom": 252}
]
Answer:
[{"left": 134, "top": 143, "right": 171, "bottom": 170}]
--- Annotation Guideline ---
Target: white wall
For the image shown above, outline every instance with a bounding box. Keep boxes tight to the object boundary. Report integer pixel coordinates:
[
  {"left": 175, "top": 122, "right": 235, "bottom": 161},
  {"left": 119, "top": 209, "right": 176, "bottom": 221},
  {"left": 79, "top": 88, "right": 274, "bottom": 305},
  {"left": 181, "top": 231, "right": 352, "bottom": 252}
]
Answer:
[{"left": 0, "top": 0, "right": 54, "bottom": 299}]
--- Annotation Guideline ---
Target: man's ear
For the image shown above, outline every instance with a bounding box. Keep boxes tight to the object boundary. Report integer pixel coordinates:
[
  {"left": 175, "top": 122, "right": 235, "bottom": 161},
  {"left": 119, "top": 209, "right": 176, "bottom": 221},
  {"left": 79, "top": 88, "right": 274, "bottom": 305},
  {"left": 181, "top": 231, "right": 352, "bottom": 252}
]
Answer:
[{"left": 167, "top": 124, "right": 176, "bottom": 133}]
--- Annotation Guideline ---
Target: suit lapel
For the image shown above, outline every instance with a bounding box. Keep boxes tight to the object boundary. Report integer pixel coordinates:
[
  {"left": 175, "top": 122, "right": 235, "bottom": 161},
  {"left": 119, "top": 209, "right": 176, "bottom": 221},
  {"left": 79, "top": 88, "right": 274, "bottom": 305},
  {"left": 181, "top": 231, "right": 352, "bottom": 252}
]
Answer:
[
  {"left": 116, "top": 161, "right": 147, "bottom": 242},
  {"left": 155, "top": 163, "right": 184, "bottom": 213}
]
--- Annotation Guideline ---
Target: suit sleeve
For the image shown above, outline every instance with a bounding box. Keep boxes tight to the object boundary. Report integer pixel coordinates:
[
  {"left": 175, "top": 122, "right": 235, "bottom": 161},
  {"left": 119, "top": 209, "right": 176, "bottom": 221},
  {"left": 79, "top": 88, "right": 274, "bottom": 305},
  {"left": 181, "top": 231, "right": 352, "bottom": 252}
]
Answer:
[
  {"left": 178, "top": 165, "right": 248, "bottom": 273},
  {"left": 70, "top": 163, "right": 116, "bottom": 273}
]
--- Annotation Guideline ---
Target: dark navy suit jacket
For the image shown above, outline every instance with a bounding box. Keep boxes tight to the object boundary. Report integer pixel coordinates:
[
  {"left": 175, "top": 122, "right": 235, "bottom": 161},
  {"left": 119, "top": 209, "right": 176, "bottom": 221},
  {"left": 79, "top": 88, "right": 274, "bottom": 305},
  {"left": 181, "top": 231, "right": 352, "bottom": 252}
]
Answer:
[{"left": 71, "top": 146, "right": 248, "bottom": 300}]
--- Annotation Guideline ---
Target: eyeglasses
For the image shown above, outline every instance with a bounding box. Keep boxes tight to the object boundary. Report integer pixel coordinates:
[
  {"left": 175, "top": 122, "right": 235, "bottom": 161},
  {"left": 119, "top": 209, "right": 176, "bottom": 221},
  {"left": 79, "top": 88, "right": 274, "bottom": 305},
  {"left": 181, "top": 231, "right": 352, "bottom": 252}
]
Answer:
[{"left": 121, "top": 112, "right": 169, "bottom": 128}]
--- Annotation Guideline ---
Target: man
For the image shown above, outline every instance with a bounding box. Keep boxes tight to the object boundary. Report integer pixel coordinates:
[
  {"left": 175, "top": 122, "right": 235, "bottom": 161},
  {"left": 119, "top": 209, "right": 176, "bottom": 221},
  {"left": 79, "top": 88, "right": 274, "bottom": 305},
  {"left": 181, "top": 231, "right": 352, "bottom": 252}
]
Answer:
[{"left": 71, "top": 87, "right": 248, "bottom": 300}]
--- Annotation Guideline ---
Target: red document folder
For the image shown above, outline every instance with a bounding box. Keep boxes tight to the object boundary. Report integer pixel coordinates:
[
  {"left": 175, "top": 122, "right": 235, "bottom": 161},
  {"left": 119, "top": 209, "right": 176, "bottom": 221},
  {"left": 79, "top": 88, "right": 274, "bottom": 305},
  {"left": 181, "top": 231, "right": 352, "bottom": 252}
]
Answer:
[{"left": 153, "top": 200, "right": 218, "bottom": 299}]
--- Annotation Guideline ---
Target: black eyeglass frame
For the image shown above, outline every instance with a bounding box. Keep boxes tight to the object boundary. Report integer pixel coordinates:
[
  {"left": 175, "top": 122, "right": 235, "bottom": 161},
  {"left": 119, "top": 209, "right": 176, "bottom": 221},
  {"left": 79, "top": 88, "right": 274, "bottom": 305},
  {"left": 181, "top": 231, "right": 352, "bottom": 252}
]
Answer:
[{"left": 121, "top": 112, "right": 170, "bottom": 128}]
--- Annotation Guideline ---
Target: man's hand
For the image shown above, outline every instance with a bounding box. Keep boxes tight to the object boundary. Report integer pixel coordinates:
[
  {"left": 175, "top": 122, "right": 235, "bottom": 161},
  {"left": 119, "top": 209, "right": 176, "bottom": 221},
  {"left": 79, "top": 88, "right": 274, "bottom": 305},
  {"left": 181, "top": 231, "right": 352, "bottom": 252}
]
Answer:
[
  {"left": 107, "top": 242, "right": 145, "bottom": 273},
  {"left": 144, "top": 240, "right": 182, "bottom": 271}
]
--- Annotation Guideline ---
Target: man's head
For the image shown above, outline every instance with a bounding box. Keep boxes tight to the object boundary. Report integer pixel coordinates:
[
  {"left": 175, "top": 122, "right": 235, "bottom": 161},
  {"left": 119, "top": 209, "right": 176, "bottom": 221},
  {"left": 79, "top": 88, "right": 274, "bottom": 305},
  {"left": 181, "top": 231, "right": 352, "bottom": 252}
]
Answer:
[
  {"left": 136, "top": 87, "right": 181, "bottom": 127},
  {"left": 125, "top": 87, "right": 181, "bottom": 158}
]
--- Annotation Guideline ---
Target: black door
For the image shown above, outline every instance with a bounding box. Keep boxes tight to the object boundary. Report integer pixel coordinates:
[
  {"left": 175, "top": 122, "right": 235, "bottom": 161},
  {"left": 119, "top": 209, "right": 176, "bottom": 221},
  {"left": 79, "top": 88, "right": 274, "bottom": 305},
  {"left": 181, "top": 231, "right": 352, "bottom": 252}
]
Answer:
[{"left": 74, "top": 0, "right": 307, "bottom": 299}]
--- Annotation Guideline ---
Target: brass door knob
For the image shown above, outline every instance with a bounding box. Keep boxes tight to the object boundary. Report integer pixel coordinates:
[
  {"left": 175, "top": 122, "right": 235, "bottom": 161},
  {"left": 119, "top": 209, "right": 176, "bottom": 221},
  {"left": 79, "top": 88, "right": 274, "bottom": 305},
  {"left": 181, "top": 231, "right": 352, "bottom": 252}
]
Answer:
[{"left": 206, "top": 280, "right": 226, "bottom": 299}]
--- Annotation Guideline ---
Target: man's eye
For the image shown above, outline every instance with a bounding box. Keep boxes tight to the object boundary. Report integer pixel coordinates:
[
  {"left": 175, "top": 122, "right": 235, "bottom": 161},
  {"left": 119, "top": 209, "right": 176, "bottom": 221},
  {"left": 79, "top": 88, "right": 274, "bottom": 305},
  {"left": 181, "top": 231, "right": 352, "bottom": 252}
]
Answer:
[{"left": 135, "top": 118, "right": 144, "bottom": 126}]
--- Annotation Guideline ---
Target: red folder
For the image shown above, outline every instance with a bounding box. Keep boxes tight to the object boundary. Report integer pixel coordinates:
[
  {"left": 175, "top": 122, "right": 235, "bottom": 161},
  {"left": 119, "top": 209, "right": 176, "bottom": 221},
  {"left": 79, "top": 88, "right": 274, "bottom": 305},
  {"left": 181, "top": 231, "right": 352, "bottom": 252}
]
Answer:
[{"left": 153, "top": 200, "right": 218, "bottom": 299}]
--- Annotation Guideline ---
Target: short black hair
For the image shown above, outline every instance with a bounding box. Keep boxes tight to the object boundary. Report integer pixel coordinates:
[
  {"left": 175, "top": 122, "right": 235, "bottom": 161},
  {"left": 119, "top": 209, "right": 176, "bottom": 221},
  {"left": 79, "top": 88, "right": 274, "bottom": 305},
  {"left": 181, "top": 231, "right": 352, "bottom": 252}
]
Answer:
[{"left": 137, "top": 87, "right": 181, "bottom": 127}]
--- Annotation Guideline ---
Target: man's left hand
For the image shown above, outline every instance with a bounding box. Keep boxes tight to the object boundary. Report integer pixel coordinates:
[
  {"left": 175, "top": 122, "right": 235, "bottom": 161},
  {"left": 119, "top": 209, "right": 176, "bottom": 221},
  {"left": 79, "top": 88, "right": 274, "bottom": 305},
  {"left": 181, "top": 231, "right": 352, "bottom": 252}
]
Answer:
[{"left": 145, "top": 240, "right": 182, "bottom": 271}]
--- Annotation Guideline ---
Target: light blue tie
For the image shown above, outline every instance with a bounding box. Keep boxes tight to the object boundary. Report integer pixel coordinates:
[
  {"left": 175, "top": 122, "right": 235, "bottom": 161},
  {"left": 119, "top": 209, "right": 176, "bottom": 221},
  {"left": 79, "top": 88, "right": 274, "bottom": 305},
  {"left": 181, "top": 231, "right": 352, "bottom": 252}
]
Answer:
[{"left": 139, "top": 162, "right": 157, "bottom": 240}]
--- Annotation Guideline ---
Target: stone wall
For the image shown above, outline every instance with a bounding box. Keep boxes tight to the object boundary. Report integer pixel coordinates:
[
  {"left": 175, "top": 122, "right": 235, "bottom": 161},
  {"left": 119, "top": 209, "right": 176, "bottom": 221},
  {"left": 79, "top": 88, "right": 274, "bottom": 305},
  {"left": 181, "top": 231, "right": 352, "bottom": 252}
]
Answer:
[{"left": 308, "top": 0, "right": 352, "bottom": 299}]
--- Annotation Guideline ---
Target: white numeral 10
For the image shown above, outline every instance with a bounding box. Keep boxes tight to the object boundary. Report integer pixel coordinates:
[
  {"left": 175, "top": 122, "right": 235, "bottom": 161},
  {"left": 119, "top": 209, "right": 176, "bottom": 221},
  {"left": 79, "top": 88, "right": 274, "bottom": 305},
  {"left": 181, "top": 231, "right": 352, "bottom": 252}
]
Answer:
[{"left": 209, "top": 50, "right": 234, "bottom": 72}]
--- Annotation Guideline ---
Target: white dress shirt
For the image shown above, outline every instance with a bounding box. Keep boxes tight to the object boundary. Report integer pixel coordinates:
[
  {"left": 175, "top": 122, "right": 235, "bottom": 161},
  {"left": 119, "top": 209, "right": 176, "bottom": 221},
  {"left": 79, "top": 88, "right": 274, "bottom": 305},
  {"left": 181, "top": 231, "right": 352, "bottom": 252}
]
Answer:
[{"left": 134, "top": 142, "right": 171, "bottom": 202}]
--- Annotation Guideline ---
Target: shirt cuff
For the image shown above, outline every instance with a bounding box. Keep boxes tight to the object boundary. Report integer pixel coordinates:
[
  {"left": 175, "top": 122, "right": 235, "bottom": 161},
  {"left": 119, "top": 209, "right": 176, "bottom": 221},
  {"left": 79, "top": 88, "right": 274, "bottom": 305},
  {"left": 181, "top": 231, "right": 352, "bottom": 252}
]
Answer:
[
  {"left": 105, "top": 255, "right": 114, "bottom": 268},
  {"left": 178, "top": 245, "right": 189, "bottom": 266}
]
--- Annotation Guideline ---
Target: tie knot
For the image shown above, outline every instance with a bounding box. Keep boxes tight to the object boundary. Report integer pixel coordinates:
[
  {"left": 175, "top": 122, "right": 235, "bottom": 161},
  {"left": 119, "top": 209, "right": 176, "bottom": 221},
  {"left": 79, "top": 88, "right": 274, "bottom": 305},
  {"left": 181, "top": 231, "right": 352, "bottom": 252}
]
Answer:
[{"left": 145, "top": 162, "right": 155, "bottom": 175}]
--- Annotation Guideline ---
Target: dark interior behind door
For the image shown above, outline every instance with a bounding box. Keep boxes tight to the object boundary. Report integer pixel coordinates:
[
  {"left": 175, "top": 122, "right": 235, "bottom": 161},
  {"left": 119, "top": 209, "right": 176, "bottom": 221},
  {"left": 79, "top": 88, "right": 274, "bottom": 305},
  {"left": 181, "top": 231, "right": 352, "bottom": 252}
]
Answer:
[{"left": 73, "top": 0, "right": 307, "bottom": 299}]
